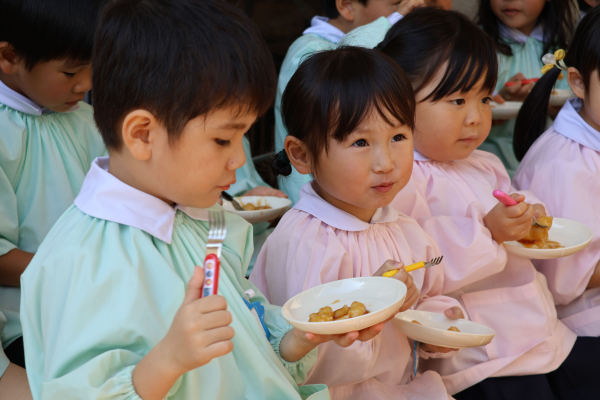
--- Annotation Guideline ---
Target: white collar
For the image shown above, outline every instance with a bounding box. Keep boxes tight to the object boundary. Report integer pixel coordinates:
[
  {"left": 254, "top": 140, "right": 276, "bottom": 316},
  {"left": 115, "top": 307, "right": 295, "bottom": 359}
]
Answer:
[
  {"left": 0, "top": 79, "right": 43, "bottom": 115},
  {"left": 293, "top": 181, "right": 399, "bottom": 232},
  {"left": 303, "top": 16, "right": 345, "bottom": 44},
  {"left": 0, "top": 78, "right": 81, "bottom": 115},
  {"left": 554, "top": 98, "right": 600, "bottom": 152},
  {"left": 413, "top": 150, "right": 430, "bottom": 161},
  {"left": 499, "top": 22, "right": 545, "bottom": 44},
  {"left": 75, "top": 157, "right": 210, "bottom": 243}
]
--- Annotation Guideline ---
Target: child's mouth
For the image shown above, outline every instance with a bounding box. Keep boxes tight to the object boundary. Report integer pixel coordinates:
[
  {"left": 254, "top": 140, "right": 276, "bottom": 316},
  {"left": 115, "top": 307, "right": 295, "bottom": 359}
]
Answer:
[
  {"left": 503, "top": 8, "right": 520, "bottom": 16},
  {"left": 372, "top": 183, "right": 394, "bottom": 193}
]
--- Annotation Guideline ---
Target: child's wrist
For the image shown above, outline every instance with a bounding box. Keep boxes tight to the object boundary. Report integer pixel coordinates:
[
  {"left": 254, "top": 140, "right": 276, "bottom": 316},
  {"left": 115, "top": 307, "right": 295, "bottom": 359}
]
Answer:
[
  {"left": 279, "top": 329, "right": 318, "bottom": 362},
  {"left": 154, "top": 337, "right": 188, "bottom": 378}
]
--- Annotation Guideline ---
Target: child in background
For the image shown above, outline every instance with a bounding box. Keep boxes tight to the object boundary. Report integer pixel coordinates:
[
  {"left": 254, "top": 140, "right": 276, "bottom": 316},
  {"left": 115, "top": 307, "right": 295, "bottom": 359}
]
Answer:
[
  {"left": 377, "top": 8, "right": 589, "bottom": 399},
  {"left": 514, "top": 8, "right": 600, "bottom": 357},
  {"left": 477, "top": 0, "right": 577, "bottom": 176},
  {"left": 0, "top": 0, "right": 105, "bottom": 392},
  {"left": 251, "top": 46, "right": 466, "bottom": 400},
  {"left": 230, "top": 138, "right": 287, "bottom": 276},
  {"left": 276, "top": 0, "right": 427, "bottom": 204},
  {"left": 21, "top": 2, "right": 387, "bottom": 399}
]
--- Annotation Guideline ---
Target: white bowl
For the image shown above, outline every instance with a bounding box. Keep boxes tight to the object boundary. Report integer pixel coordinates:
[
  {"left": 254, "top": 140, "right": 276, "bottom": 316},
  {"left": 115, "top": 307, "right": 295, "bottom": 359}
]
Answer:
[
  {"left": 282, "top": 277, "right": 407, "bottom": 335},
  {"left": 222, "top": 196, "right": 291, "bottom": 223},
  {"left": 395, "top": 310, "right": 495, "bottom": 349},
  {"left": 491, "top": 101, "right": 522, "bottom": 120},
  {"left": 504, "top": 218, "right": 593, "bottom": 259},
  {"left": 549, "top": 89, "right": 576, "bottom": 107}
]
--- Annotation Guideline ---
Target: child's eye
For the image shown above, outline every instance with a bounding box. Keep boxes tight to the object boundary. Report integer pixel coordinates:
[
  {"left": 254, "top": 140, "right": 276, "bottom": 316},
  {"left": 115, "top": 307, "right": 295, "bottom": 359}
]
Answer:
[
  {"left": 63, "top": 72, "right": 76, "bottom": 77},
  {"left": 451, "top": 99, "right": 465, "bottom": 105},
  {"left": 352, "top": 139, "right": 368, "bottom": 147},
  {"left": 482, "top": 97, "right": 492, "bottom": 104},
  {"left": 392, "top": 134, "right": 407, "bottom": 142},
  {"left": 215, "top": 139, "right": 231, "bottom": 147}
]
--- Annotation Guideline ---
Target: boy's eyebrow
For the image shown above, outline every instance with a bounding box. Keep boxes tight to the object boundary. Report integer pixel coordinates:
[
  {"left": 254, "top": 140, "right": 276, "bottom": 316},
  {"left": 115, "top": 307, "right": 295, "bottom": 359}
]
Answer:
[
  {"left": 63, "top": 60, "right": 89, "bottom": 68},
  {"left": 217, "top": 122, "right": 250, "bottom": 130}
]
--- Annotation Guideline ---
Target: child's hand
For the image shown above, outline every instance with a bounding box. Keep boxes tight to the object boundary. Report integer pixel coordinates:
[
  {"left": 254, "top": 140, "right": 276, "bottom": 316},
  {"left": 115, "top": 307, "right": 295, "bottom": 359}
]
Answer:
[
  {"left": 279, "top": 319, "right": 393, "bottom": 362},
  {"left": 498, "top": 73, "right": 535, "bottom": 102},
  {"left": 484, "top": 193, "right": 534, "bottom": 244},
  {"left": 396, "top": 0, "right": 425, "bottom": 16},
  {"left": 244, "top": 186, "right": 288, "bottom": 198},
  {"left": 374, "top": 260, "right": 420, "bottom": 312},
  {"left": 161, "top": 266, "right": 234, "bottom": 375},
  {"left": 421, "top": 307, "right": 464, "bottom": 353}
]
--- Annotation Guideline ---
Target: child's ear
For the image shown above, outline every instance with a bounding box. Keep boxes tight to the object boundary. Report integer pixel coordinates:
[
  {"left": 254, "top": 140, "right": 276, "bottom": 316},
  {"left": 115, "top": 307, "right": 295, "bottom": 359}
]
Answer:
[
  {"left": 0, "top": 42, "right": 20, "bottom": 75},
  {"left": 121, "top": 110, "right": 161, "bottom": 161},
  {"left": 285, "top": 136, "right": 312, "bottom": 175},
  {"left": 567, "top": 67, "right": 585, "bottom": 100},
  {"left": 336, "top": 0, "right": 356, "bottom": 22}
]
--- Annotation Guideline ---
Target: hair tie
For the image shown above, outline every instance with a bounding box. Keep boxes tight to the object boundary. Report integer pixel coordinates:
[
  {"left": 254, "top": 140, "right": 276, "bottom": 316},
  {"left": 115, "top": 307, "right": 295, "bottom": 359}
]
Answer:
[
  {"left": 541, "top": 49, "right": 567, "bottom": 75},
  {"left": 277, "top": 149, "right": 290, "bottom": 165}
]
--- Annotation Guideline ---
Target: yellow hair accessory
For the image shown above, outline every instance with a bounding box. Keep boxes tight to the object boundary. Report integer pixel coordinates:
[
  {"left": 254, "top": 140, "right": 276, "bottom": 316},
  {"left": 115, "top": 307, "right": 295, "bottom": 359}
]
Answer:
[{"left": 541, "top": 49, "right": 567, "bottom": 74}]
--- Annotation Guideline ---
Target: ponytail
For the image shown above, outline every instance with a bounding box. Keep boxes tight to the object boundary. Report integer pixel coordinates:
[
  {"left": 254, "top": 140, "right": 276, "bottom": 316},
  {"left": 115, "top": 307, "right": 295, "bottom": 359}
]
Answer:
[
  {"left": 271, "top": 149, "right": 292, "bottom": 177},
  {"left": 513, "top": 67, "right": 561, "bottom": 161}
]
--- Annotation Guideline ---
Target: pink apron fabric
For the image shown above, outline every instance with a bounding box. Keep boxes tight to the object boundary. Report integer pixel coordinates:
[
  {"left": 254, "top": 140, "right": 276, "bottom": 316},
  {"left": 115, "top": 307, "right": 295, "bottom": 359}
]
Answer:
[
  {"left": 391, "top": 150, "right": 576, "bottom": 394},
  {"left": 514, "top": 98, "right": 600, "bottom": 337},
  {"left": 250, "top": 183, "right": 458, "bottom": 399}
]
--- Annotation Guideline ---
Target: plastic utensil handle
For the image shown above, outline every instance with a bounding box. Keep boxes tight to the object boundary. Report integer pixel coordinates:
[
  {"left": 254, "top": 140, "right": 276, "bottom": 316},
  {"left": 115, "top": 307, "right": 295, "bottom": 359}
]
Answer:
[
  {"left": 493, "top": 190, "right": 519, "bottom": 206},
  {"left": 504, "top": 78, "right": 539, "bottom": 87},
  {"left": 201, "top": 253, "right": 220, "bottom": 297},
  {"left": 382, "top": 261, "right": 426, "bottom": 277}
]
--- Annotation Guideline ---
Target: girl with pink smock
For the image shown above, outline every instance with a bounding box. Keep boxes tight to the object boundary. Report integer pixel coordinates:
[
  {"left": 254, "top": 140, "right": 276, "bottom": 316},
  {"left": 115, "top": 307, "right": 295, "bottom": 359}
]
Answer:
[
  {"left": 376, "top": 8, "right": 598, "bottom": 400},
  {"left": 250, "top": 47, "right": 467, "bottom": 400},
  {"left": 513, "top": 6, "right": 600, "bottom": 368}
]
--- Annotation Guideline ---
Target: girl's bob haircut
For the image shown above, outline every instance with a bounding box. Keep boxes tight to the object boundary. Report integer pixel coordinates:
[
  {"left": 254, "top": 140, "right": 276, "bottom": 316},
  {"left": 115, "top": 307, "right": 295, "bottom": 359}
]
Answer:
[
  {"left": 274, "top": 46, "right": 415, "bottom": 176},
  {"left": 376, "top": 7, "right": 498, "bottom": 103}
]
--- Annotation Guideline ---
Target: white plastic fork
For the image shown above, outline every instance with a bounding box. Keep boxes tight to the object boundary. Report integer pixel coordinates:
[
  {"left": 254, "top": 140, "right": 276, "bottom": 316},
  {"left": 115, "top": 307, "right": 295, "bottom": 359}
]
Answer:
[{"left": 201, "top": 210, "right": 227, "bottom": 297}]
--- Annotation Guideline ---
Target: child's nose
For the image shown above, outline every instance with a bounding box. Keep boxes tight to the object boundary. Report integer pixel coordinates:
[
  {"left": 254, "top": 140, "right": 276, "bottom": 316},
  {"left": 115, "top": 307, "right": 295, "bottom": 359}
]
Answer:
[
  {"left": 373, "top": 147, "right": 394, "bottom": 173},
  {"left": 74, "top": 70, "right": 92, "bottom": 94},
  {"left": 465, "top": 104, "right": 483, "bottom": 126},
  {"left": 227, "top": 140, "right": 247, "bottom": 171}
]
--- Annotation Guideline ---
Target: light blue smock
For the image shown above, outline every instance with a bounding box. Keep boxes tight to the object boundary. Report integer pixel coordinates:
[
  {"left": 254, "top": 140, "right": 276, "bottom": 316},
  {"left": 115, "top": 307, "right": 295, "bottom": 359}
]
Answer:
[
  {"left": 20, "top": 167, "right": 328, "bottom": 399},
  {"left": 0, "top": 99, "right": 105, "bottom": 370}
]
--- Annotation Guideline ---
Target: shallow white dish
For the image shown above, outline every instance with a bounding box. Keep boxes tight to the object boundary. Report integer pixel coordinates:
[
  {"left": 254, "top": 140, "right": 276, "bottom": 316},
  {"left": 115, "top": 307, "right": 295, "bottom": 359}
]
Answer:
[
  {"left": 504, "top": 218, "right": 593, "bottom": 260},
  {"left": 282, "top": 277, "right": 407, "bottom": 335},
  {"left": 395, "top": 310, "right": 495, "bottom": 349},
  {"left": 222, "top": 196, "right": 291, "bottom": 223},
  {"left": 491, "top": 101, "right": 522, "bottom": 120},
  {"left": 549, "top": 89, "right": 576, "bottom": 107}
]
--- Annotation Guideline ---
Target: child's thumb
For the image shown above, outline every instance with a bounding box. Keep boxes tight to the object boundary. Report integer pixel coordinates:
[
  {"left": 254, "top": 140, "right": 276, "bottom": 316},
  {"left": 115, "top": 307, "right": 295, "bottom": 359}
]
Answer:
[
  {"left": 183, "top": 266, "right": 205, "bottom": 304},
  {"left": 509, "top": 193, "right": 525, "bottom": 203}
]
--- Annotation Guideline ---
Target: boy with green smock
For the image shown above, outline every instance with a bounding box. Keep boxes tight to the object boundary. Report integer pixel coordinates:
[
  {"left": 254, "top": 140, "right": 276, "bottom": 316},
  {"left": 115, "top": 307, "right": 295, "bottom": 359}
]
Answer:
[
  {"left": 21, "top": 1, "right": 389, "bottom": 399},
  {"left": 0, "top": 0, "right": 105, "bottom": 394}
]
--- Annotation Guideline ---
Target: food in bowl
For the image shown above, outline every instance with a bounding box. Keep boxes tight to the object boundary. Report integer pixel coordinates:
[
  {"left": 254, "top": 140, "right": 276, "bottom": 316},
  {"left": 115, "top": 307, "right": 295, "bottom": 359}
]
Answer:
[
  {"left": 309, "top": 301, "right": 369, "bottom": 322},
  {"left": 517, "top": 216, "right": 563, "bottom": 249},
  {"left": 241, "top": 200, "right": 272, "bottom": 211},
  {"left": 447, "top": 326, "right": 461, "bottom": 332}
]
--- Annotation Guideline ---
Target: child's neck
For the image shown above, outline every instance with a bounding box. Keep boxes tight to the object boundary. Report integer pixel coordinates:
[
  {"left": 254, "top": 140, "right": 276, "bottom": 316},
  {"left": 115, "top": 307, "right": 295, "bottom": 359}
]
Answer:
[
  {"left": 108, "top": 153, "right": 175, "bottom": 206},
  {"left": 312, "top": 182, "right": 377, "bottom": 223},
  {"left": 579, "top": 103, "right": 600, "bottom": 133},
  {"left": 327, "top": 17, "right": 354, "bottom": 34},
  {"left": 0, "top": 72, "right": 26, "bottom": 97}
]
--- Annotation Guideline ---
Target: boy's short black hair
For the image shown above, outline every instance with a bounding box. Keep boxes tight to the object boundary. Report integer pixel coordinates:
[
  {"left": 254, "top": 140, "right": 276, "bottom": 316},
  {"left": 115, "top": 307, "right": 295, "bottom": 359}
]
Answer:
[
  {"left": 322, "top": 0, "right": 368, "bottom": 19},
  {"left": 274, "top": 46, "right": 414, "bottom": 176},
  {"left": 377, "top": 7, "right": 497, "bottom": 102},
  {"left": 0, "top": 0, "right": 105, "bottom": 70},
  {"left": 93, "top": 0, "right": 276, "bottom": 150}
]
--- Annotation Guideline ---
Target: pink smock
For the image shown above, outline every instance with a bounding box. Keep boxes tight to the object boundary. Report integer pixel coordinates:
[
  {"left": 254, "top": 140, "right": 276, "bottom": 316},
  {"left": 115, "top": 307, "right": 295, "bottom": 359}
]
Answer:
[
  {"left": 514, "top": 98, "right": 600, "bottom": 337},
  {"left": 250, "top": 182, "right": 459, "bottom": 400},
  {"left": 391, "top": 149, "right": 576, "bottom": 395}
]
